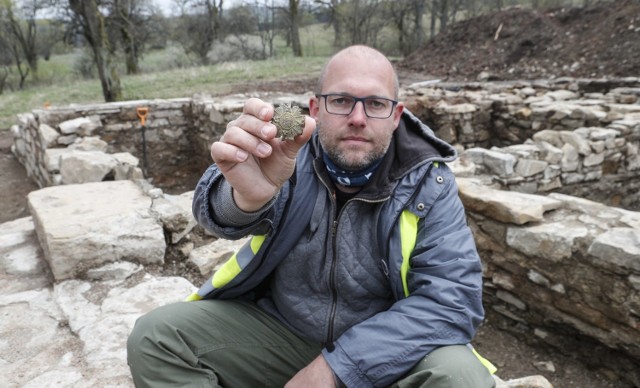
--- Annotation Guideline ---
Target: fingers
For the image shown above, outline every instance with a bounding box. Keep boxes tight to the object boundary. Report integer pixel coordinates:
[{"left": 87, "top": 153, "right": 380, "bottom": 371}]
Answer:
[
  {"left": 212, "top": 99, "right": 276, "bottom": 164},
  {"left": 243, "top": 97, "right": 274, "bottom": 121},
  {"left": 279, "top": 116, "right": 316, "bottom": 158},
  {"left": 211, "top": 98, "right": 316, "bottom": 164}
]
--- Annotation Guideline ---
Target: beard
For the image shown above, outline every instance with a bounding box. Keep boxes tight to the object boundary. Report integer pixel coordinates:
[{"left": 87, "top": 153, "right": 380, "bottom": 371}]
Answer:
[{"left": 317, "top": 121, "right": 393, "bottom": 171}]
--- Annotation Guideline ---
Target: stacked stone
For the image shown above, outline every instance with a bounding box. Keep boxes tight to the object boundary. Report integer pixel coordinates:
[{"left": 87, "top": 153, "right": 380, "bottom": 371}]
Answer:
[
  {"left": 456, "top": 178, "right": 640, "bottom": 386},
  {"left": 11, "top": 94, "right": 313, "bottom": 193},
  {"left": 404, "top": 78, "right": 640, "bottom": 209},
  {"left": 405, "top": 87, "right": 493, "bottom": 148},
  {"left": 463, "top": 121, "right": 639, "bottom": 195},
  {"left": 405, "top": 77, "right": 639, "bottom": 149},
  {"left": 11, "top": 98, "right": 193, "bottom": 189}
]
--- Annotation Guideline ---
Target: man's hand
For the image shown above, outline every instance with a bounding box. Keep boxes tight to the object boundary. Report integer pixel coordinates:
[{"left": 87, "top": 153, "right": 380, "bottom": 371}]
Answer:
[
  {"left": 285, "top": 355, "right": 336, "bottom": 388},
  {"left": 210, "top": 98, "right": 315, "bottom": 212}
]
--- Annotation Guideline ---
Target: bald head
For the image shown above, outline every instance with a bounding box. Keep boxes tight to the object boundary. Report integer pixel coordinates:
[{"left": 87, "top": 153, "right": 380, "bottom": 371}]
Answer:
[{"left": 315, "top": 45, "right": 400, "bottom": 99}]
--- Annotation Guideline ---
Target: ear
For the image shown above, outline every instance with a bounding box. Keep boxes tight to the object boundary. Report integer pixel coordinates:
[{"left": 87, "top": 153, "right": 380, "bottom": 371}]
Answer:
[
  {"left": 309, "top": 95, "right": 320, "bottom": 119},
  {"left": 391, "top": 102, "right": 404, "bottom": 129}
]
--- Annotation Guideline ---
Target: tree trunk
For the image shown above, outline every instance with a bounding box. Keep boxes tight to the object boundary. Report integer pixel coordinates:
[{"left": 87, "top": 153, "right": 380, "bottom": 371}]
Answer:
[
  {"left": 69, "top": 0, "right": 122, "bottom": 102},
  {"left": 6, "top": 4, "right": 38, "bottom": 78},
  {"left": 116, "top": 0, "right": 139, "bottom": 75},
  {"left": 430, "top": 0, "right": 437, "bottom": 38},
  {"left": 413, "top": 0, "right": 426, "bottom": 49},
  {"left": 289, "top": 0, "right": 303, "bottom": 57}
]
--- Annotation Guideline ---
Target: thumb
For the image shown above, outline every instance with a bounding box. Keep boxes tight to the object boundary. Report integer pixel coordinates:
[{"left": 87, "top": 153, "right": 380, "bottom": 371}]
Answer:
[{"left": 281, "top": 116, "right": 316, "bottom": 158}]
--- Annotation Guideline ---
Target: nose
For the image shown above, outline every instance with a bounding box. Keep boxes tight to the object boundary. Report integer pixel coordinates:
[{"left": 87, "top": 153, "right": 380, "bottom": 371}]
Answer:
[{"left": 348, "top": 100, "right": 367, "bottom": 126}]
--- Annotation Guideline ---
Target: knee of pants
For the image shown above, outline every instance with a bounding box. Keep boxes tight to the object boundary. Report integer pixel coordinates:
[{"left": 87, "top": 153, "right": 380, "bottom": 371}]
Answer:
[
  {"left": 127, "top": 307, "right": 159, "bottom": 364},
  {"left": 127, "top": 303, "right": 186, "bottom": 365},
  {"left": 415, "top": 345, "right": 494, "bottom": 388}
]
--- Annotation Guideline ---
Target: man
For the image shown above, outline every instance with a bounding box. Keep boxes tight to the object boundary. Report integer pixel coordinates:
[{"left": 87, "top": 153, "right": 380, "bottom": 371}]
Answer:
[{"left": 127, "top": 45, "right": 495, "bottom": 387}]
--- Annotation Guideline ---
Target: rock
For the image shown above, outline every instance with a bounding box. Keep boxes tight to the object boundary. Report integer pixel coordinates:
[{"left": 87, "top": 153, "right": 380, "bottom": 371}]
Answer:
[
  {"left": 515, "top": 159, "right": 548, "bottom": 177},
  {"left": 457, "top": 178, "right": 563, "bottom": 224},
  {"left": 68, "top": 136, "right": 108, "bottom": 152},
  {"left": 588, "top": 228, "right": 640, "bottom": 271},
  {"left": 27, "top": 181, "right": 166, "bottom": 281},
  {"left": 533, "top": 360, "right": 556, "bottom": 373},
  {"left": 560, "top": 131, "right": 592, "bottom": 156},
  {"left": 188, "top": 237, "right": 251, "bottom": 276},
  {"left": 38, "top": 124, "right": 60, "bottom": 148},
  {"left": 0, "top": 288, "right": 82, "bottom": 388},
  {"left": 44, "top": 148, "right": 70, "bottom": 172},
  {"left": 465, "top": 148, "right": 517, "bottom": 177},
  {"left": 59, "top": 151, "right": 117, "bottom": 184},
  {"left": 507, "top": 221, "right": 589, "bottom": 262},
  {"left": 0, "top": 217, "right": 49, "bottom": 294},
  {"left": 58, "top": 116, "right": 101, "bottom": 136}
]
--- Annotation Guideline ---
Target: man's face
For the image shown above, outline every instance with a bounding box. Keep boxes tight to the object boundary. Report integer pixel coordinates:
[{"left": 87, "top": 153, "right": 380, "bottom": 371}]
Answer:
[{"left": 309, "top": 54, "right": 404, "bottom": 171}]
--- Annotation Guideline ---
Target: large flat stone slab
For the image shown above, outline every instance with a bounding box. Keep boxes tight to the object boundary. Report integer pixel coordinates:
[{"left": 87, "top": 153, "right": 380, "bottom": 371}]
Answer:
[
  {"left": 27, "top": 181, "right": 166, "bottom": 281},
  {"left": 457, "top": 178, "right": 563, "bottom": 225}
]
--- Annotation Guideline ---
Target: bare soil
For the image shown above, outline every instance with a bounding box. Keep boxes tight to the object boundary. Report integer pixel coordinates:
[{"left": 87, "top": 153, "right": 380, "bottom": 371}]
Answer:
[
  {"left": 2, "top": 1, "right": 637, "bottom": 386},
  {"left": 399, "top": 0, "right": 640, "bottom": 82}
]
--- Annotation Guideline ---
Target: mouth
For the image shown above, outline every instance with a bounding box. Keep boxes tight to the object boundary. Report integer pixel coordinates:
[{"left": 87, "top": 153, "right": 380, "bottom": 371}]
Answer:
[{"left": 342, "top": 136, "right": 369, "bottom": 144}]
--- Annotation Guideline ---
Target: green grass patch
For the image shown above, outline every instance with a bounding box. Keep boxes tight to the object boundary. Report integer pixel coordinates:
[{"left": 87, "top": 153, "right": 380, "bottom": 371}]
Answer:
[{"left": 0, "top": 55, "right": 327, "bottom": 129}]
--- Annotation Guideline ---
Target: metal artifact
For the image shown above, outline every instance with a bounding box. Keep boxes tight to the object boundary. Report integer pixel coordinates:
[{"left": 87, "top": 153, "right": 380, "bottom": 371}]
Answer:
[{"left": 272, "top": 103, "right": 305, "bottom": 140}]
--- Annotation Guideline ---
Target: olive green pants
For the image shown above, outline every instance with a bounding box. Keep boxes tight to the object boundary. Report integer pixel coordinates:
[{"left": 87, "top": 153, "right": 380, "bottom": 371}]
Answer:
[{"left": 127, "top": 300, "right": 494, "bottom": 387}]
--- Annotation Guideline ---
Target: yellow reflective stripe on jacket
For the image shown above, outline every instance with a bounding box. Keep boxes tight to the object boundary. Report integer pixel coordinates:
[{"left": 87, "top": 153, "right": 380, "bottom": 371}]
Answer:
[
  {"left": 399, "top": 210, "right": 419, "bottom": 298},
  {"left": 211, "top": 253, "right": 242, "bottom": 288},
  {"left": 399, "top": 184, "right": 497, "bottom": 375},
  {"left": 185, "top": 292, "right": 201, "bottom": 301},
  {"left": 211, "top": 234, "right": 267, "bottom": 289}
]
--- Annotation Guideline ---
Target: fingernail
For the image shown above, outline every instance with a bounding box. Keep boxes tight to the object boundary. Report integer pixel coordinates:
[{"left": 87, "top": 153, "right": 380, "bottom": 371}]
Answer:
[
  {"left": 236, "top": 150, "right": 248, "bottom": 161},
  {"left": 257, "top": 143, "right": 271, "bottom": 156},
  {"left": 261, "top": 124, "right": 275, "bottom": 137},
  {"left": 259, "top": 108, "right": 269, "bottom": 120}
]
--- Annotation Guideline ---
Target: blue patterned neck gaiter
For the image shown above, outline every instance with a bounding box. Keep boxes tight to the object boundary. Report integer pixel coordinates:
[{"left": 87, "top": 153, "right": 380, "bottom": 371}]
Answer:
[{"left": 322, "top": 152, "right": 382, "bottom": 187}]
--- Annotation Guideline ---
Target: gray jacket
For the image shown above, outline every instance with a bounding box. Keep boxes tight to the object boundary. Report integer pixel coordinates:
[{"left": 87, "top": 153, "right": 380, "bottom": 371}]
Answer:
[{"left": 191, "top": 110, "right": 485, "bottom": 387}]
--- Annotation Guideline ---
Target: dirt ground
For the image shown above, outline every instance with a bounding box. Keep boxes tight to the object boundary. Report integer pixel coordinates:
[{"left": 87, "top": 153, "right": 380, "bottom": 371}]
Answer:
[
  {"left": 400, "top": 0, "right": 640, "bottom": 82},
  {"left": 2, "top": 1, "right": 637, "bottom": 386}
]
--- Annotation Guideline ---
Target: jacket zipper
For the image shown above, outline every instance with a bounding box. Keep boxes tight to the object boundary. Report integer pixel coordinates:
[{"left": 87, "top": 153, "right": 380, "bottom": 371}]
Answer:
[{"left": 315, "top": 162, "right": 391, "bottom": 351}]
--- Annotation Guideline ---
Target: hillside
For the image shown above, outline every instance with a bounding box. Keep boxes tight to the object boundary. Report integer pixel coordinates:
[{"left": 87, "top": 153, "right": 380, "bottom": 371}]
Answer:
[{"left": 400, "top": 0, "right": 640, "bottom": 81}]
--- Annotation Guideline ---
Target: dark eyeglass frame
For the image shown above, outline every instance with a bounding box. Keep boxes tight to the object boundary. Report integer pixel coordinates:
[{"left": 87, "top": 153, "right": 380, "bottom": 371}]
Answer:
[{"left": 316, "top": 93, "right": 398, "bottom": 119}]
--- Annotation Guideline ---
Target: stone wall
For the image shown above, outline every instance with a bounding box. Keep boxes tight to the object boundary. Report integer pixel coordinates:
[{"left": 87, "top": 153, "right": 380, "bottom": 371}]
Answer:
[
  {"left": 404, "top": 78, "right": 640, "bottom": 210},
  {"left": 10, "top": 94, "right": 309, "bottom": 194},
  {"left": 453, "top": 176, "right": 640, "bottom": 385}
]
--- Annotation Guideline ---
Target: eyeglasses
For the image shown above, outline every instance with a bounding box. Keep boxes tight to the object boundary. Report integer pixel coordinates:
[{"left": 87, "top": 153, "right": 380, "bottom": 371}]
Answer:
[{"left": 316, "top": 93, "right": 398, "bottom": 119}]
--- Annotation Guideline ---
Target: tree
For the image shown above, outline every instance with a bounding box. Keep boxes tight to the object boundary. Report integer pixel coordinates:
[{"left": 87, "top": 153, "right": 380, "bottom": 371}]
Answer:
[
  {"left": 69, "top": 0, "right": 123, "bottom": 102},
  {"left": 0, "top": 0, "right": 46, "bottom": 80},
  {"left": 173, "top": 0, "right": 224, "bottom": 65},
  {"left": 387, "top": 0, "right": 426, "bottom": 55},
  {"left": 316, "top": 0, "right": 385, "bottom": 47},
  {"left": 287, "top": 0, "right": 303, "bottom": 56},
  {"left": 113, "top": 0, "right": 140, "bottom": 74}
]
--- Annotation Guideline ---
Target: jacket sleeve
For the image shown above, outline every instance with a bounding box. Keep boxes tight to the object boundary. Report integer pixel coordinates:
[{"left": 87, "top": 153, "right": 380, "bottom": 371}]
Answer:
[
  {"left": 322, "top": 173, "right": 484, "bottom": 387},
  {"left": 192, "top": 164, "right": 275, "bottom": 239}
]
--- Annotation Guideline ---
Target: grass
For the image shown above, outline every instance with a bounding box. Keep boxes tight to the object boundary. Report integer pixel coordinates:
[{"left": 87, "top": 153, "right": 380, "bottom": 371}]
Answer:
[
  {"left": 0, "top": 24, "right": 335, "bottom": 129},
  {"left": 0, "top": 54, "right": 327, "bottom": 129}
]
